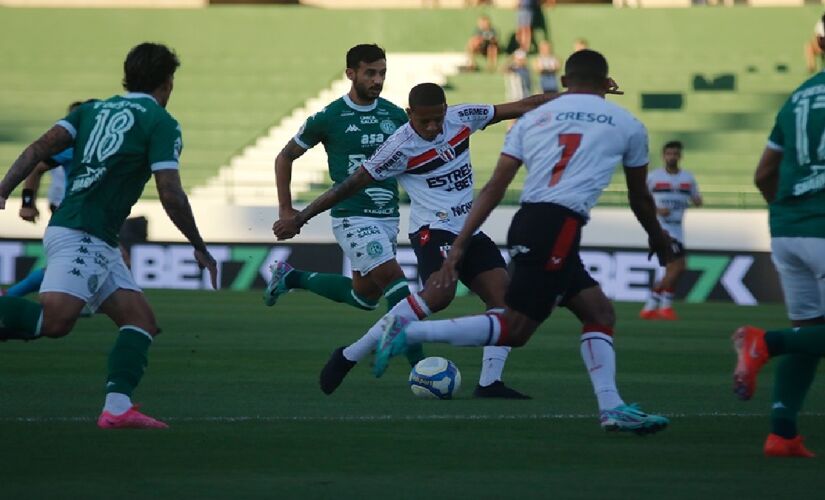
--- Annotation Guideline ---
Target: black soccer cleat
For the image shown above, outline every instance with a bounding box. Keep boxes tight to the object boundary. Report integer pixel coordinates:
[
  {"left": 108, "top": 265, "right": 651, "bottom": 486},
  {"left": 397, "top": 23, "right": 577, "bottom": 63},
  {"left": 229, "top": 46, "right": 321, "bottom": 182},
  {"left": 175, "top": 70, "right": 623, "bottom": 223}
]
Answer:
[
  {"left": 320, "top": 346, "right": 357, "bottom": 395},
  {"left": 472, "top": 381, "right": 532, "bottom": 399}
]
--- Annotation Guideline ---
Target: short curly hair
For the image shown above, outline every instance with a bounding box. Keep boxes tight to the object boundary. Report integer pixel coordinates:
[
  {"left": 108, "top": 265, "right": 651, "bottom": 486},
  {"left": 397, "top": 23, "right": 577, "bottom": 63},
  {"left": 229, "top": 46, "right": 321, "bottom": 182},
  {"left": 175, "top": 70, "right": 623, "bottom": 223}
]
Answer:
[{"left": 122, "top": 42, "right": 180, "bottom": 93}]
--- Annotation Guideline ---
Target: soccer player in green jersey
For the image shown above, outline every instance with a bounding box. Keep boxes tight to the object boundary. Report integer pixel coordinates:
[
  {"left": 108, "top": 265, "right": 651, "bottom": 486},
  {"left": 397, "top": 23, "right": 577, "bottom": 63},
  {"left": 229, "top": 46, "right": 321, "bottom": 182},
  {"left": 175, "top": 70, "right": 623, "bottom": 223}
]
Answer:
[
  {"left": 0, "top": 43, "right": 218, "bottom": 429},
  {"left": 731, "top": 18, "right": 825, "bottom": 457}
]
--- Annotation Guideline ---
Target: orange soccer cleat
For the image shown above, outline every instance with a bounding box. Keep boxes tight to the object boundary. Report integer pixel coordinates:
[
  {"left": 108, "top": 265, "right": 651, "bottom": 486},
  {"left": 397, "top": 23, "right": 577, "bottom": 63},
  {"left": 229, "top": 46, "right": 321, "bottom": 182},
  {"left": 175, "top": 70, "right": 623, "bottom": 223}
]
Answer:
[
  {"left": 764, "top": 434, "right": 816, "bottom": 458},
  {"left": 732, "top": 325, "right": 769, "bottom": 401},
  {"left": 657, "top": 307, "right": 678, "bottom": 321},
  {"left": 639, "top": 309, "right": 658, "bottom": 320},
  {"left": 97, "top": 405, "right": 169, "bottom": 430}
]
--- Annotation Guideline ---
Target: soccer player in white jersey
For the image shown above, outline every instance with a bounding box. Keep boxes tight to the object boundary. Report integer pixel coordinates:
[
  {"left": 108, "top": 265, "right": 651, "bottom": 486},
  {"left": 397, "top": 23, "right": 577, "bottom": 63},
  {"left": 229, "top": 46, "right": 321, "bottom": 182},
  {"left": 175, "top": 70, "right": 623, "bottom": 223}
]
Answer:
[
  {"left": 273, "top": 83, "right": 556, "bottom": 398},
  {"left": 639, "top": 140, "right": 702, "bottom": 321},
  {"left": 370, "top": 50, "right": 674, "bottom": 434}
]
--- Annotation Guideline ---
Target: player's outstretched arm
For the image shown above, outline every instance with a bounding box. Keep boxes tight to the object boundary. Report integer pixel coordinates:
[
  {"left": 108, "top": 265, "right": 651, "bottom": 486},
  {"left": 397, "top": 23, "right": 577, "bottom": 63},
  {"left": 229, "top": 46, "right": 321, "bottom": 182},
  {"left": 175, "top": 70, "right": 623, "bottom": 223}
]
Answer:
[
  {"left": 754, "top": 147, "right": 783, "bottom": 203},
  {"left": 432, "top": 154, "right": 522, "bottom": 288},
  {"left": 625, "top": 165, "right": 672, "bottom": 266},
  {"left": 274, "top": 139, "right": 308, "bottom": 219},
  {"left": 155, "top": 169, "right": 218, "bottom": 289},
  {"left": 489, "top": 93, "right": 557, "bottom": 125},
  {"left": 272, "top": 166, "right": 373, "bottom": 240},
  {"left": 0, "top": 125, "right": 73, "bottom": 209}
]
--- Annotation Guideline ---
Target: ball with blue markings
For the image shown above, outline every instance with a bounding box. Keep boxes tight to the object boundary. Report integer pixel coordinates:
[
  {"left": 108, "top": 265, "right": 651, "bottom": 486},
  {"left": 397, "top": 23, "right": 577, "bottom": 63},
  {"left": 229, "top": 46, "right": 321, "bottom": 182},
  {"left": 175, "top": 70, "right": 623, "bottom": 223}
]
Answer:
[{"left": 409, "top": 356, "right": 461, "bottom": 399}]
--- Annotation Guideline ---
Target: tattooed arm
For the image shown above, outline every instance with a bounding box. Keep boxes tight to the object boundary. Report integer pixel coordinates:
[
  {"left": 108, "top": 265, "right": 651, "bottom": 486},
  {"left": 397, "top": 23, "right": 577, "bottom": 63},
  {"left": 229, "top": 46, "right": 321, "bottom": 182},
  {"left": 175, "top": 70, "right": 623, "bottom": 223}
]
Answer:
[
  {"left": 272, "top": 166, "right": 373, "bottom": 240},
  {"left": 0, "top": 125, "right": 73, "bottom": 208}
]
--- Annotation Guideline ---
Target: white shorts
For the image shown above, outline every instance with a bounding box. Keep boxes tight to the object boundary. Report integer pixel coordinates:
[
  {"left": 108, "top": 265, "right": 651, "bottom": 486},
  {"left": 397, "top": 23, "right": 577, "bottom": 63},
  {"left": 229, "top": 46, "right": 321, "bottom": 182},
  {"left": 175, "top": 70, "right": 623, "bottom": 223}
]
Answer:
[
  {"left": 771, "top": 237, "right": 825, "bottom": 321},
  {"left": 40, "top": 226, "right": 141, "bottom": 312},
  {"left": 331, "top": 216, "right": 399, "bottom": 274}
]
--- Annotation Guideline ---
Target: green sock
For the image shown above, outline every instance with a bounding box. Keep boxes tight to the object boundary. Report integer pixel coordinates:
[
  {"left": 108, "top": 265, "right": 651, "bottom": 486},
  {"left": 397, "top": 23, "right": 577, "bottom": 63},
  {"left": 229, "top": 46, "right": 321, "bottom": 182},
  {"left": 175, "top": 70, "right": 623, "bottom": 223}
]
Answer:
[
  {"left": 770, "top": 354, "right": 820, "bottom": 439},
  {"left": 285, "top": 269, "right": 378, "bottom": 311},
  {"left": 0, "top": 296, "right": 42, "bottom": 340},
  {"left": 383, "top": 278, "right": 410, "bottom": 308},
  {"left": 765, "top": 324, "right": 825, "bottom": 357},
  {"left": 382, "top": 278, "right": 426, "bottom": 366},
  {"left": 106, "top": 327, "right": 152, "bottom": 397}
]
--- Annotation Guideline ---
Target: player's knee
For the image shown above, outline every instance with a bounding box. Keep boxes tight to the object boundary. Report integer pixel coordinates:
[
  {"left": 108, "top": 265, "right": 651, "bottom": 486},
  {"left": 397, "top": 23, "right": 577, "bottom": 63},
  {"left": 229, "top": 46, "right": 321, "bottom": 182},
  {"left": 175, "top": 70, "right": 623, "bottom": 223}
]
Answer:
[{"left": 39, "top": 319, "right": 73, "bottom": 338}]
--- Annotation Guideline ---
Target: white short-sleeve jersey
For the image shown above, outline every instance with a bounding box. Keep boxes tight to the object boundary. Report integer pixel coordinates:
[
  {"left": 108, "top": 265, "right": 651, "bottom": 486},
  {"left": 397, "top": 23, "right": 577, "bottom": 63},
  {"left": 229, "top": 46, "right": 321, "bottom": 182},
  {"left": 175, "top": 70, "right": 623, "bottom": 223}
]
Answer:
[
  {"left": 647, "top": 168, "right": 700, "bottom": 243},
  {"left": 362, "top": 103, "right": 495, "bottom": 234},
  {"left": 500, "top": 94, "right": 648, "bottom": 219}
]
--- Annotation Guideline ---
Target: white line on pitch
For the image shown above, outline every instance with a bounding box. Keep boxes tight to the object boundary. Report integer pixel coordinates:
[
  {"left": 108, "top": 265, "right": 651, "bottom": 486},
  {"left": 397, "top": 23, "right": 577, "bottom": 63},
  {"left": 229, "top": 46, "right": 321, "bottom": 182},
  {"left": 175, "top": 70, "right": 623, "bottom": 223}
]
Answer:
[{"left": 3, "top": 412, "right": 825, "bottom": 423}]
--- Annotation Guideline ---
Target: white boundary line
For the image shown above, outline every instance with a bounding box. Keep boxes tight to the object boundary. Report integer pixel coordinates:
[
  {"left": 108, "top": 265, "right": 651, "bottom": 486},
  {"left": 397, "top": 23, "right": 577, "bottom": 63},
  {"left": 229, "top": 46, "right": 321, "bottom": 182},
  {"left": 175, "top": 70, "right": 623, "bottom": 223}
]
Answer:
[{"left": 4, "top": 412, "right": 825, "bottom": 423}]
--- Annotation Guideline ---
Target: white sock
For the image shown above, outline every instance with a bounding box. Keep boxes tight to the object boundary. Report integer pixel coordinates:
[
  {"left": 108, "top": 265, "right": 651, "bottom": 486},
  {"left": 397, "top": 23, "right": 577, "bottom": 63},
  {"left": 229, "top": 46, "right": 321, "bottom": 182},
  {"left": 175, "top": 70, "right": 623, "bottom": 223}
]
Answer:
[
  {"left": 406, "top": 313, "right": 502, "bottom": 346},
  {"left": 659, "top": 290, "right": 673, "bottom": 309},
  {"left": 580, "top": 330, "right": 624, "bottom": 411},
  {"left": 343, "top": 293, "right": 432, "bottom": 362},
  {"left": 103, "top": 393, "right": 132, "bottom": 416},
  {"left": 479, "top": 346, "right": 511, "bottom": 386},
  {"left": 642, "top": 289, "right": 660, "bottom": 312}
]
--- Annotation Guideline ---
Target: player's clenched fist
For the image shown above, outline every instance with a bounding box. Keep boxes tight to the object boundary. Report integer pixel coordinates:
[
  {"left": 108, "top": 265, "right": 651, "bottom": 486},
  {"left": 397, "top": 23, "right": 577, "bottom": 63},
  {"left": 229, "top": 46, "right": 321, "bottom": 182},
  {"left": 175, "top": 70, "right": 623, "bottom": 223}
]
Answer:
[{"left": 272, "top": 216, "right": 301, "bottom": 240}]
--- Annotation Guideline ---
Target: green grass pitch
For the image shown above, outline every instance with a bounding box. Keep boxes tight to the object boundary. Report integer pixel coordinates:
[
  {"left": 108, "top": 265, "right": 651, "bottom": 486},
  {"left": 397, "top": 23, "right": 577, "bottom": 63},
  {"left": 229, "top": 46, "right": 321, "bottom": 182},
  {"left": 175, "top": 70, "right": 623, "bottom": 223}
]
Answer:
[{"left": 0, "top": 290, "right": 823, "bottom": 498}]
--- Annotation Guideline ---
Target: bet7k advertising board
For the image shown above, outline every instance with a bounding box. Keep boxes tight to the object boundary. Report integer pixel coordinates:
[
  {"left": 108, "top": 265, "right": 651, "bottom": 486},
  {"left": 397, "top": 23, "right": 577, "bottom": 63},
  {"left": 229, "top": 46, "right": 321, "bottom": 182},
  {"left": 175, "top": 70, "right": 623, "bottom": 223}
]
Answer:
[{"left": 0, "top": 240, "right": 782, "bottom": 305}]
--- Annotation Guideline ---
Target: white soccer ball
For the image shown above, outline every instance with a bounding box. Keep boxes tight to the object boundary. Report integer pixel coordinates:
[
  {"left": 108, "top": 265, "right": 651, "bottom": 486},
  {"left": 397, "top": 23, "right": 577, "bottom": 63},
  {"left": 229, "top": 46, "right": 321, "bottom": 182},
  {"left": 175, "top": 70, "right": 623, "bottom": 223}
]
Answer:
[{"left": 408, "top": 356, "right": 461, "bottom": 400}]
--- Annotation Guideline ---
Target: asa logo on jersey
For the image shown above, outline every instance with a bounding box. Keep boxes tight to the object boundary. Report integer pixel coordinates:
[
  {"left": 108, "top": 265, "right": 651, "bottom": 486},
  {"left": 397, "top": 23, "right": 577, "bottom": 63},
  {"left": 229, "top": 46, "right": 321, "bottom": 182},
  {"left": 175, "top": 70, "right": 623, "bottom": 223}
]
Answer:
[{"left": 361, "top": 133, "right": 385, "bottom": 146}]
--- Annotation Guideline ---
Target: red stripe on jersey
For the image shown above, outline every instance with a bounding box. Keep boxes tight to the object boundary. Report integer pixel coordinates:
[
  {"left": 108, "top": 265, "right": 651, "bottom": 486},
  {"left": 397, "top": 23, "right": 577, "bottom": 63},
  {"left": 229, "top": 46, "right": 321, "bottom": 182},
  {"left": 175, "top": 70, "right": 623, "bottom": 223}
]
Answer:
[
  {"left": 407, "top": 149, "right": 438, "bottom": 169},
  {"left": 545, "top": 216, "right": 579, "bottom": 271},
  {"left": 406, "top": 126, "right": 471, "bottom": 170},
  {"left": 654, "top": 182, "right": 671, "bottom": 190},
  {"left": 448, "top": 126, "right": 471, "bottom": 146},
  {"left": 679, "top": 182, "right": 692, "bottom": 190}
]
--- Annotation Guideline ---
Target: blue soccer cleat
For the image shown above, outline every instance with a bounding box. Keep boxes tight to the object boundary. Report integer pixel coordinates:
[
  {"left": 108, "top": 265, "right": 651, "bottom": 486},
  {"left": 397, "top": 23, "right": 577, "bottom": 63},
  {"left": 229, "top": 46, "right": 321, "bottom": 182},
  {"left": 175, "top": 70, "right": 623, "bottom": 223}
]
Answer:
[
  {"left": 263, "top": 260, "right": 294, "bottom": 307},
  {"left": 372, "top": 314, "right": 411, "bottom": 378},
  {"left": 599, "top": 403, "right": 669, "bottom": 435}
]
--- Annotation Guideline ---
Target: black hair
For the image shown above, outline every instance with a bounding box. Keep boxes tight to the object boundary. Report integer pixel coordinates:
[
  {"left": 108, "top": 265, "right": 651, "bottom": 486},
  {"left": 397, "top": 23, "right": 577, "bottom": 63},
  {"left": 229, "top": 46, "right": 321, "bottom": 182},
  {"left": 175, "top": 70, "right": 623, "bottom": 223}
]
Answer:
[
  {"left": 122, "top": 42, "right": 180, "bottom": 93},
  {"left": 408, "top": 83, "right": 446, "bottom": 109},
  {"left": 67, "top": 98, "right": 98, "bottom": 113},
  {"left": 346, "top": 44, "right": 386, "bottom": 70},
  {"left": 663, "top": 140, "right": 683, "bottom": 152},
  {"left": 564, "top": 49, "right": 608, "bottom": 85}
]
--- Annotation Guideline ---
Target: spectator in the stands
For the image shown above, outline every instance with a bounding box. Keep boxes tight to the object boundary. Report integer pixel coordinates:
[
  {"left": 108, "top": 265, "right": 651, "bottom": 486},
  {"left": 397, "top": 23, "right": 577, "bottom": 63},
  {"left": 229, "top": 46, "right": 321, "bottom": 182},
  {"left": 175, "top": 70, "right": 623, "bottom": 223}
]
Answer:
[
  {"left": 534, "top": 40, "right": 560, "bottom": 94},
  {"left": 466, "top": 15, "right": 499, "bottom": 72}
]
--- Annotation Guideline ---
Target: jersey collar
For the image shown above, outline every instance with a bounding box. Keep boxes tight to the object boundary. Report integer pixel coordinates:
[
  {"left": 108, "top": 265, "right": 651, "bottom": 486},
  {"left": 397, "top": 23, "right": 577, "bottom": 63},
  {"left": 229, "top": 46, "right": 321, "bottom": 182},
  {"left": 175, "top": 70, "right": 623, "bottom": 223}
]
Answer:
[
  {"left": 343, "top": 94, "right": 377, "bottom": 112},
  {"left": 123, "top": 92, "right": 158, "bottom": 104}
]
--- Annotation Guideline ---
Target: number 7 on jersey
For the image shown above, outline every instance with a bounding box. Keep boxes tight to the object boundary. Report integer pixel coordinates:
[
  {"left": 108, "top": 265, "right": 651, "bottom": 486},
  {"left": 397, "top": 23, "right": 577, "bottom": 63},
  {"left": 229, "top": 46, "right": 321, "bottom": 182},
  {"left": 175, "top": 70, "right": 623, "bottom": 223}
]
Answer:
[{"left": 549, "top": 133, "right": 582, "bottom": 187}]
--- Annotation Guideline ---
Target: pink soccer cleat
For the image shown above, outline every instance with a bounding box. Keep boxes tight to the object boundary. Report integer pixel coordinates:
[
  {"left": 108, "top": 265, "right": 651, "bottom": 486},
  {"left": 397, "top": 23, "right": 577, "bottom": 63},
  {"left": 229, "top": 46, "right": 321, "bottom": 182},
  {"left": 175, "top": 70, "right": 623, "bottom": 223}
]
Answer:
[{"left": 97, "top": 405, "right": 169, "bottom": 429}]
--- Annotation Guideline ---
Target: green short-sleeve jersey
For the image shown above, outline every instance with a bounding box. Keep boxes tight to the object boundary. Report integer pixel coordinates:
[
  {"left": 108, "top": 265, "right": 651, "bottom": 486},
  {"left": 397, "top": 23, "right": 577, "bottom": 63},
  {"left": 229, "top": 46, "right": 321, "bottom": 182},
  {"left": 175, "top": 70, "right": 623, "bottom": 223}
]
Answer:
[
  {"left": 294, "top": 95, "right": 407, "bottom": 218},
  {"left": 767, "top": 73, "right": 825, "bottom": 238},
  {"left": 51, "top": 93, "right": 182, "bottom": 246}
]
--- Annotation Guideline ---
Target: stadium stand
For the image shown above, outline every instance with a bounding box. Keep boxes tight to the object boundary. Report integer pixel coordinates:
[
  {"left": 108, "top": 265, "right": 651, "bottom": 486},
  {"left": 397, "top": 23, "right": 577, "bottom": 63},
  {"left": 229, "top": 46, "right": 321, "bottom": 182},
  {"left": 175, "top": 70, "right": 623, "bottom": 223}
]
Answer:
[{"left": 0, "top": 6, "right": 818, "bottom": 207}]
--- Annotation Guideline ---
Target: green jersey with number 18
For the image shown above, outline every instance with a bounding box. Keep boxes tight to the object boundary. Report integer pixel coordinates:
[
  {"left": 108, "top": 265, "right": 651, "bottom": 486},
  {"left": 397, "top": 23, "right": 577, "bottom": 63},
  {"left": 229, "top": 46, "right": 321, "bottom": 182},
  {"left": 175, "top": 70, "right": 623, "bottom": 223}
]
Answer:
[
  {"left": 767, "top": 72, "right": 825, "bottom": 238},
  {"left": 294, "top": 95, "right": 407, "bottom": 219},
  {"left": 51, "top": 93, "right": 183, "bottom": 247}
]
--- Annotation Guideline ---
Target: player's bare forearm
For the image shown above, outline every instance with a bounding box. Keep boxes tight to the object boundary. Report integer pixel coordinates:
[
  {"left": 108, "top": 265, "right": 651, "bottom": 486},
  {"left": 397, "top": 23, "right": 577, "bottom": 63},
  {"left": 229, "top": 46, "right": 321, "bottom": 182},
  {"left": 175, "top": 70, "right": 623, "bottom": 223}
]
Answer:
[
  {"left": 275, "top": 140, "right": 307, "bottom": 212},
  {"left": 23, "top": 162, "right": 49, "bottom": 195},
  {"left": 490, "top": 93, "right": 557, "bottom": 124},
  {"left": 0, "top": 126, "right": 72, "bottom": 199},
  {"left": 155, "top": 170, "right": 208, "bottom": 252},
  {"left": 625, "top": 166, "right": 664, "bottom": 238},
  {"left": 754, "top": 147, "right": 782, "bottom": 204},
  {"left": 295, "top": 167, "right": 372, "bottom": 227}
]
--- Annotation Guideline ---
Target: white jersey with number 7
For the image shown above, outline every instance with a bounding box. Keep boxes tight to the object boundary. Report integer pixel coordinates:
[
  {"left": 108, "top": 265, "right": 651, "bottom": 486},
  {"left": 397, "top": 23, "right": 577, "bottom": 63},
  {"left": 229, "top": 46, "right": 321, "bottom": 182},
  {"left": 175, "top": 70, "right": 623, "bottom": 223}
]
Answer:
[{"left": 500, "top": 93, "right": 649, "bottom": 219}]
